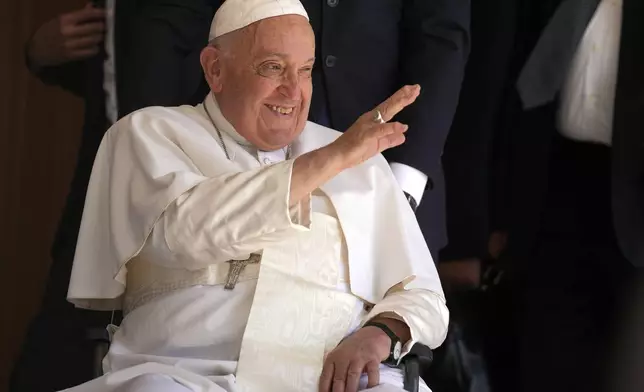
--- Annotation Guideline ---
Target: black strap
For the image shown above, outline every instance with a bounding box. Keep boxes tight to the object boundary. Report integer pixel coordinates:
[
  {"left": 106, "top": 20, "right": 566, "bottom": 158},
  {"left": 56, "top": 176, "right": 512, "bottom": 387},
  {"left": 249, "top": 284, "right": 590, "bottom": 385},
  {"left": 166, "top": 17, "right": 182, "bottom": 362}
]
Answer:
[
  {"left": 364, "top": 321, "right": 400, "bottom": 342},
  {"left": 403, "top": 191, "right": 418, "bottom": 212}
]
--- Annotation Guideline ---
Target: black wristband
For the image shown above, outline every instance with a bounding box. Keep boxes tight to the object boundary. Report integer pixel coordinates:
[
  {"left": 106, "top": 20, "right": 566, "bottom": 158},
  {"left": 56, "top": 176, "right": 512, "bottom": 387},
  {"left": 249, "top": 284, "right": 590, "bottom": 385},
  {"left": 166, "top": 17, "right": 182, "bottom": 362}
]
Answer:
[{"left": 364, "top": 321, "right": 403, "bottom": 366}]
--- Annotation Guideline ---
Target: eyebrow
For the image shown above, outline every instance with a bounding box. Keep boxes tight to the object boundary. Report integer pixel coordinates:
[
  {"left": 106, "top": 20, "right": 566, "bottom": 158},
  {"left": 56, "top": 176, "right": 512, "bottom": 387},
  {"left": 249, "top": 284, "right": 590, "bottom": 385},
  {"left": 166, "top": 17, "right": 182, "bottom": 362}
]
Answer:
[{"left": 259, "top": 52, "right": 316, "bottom": 63}]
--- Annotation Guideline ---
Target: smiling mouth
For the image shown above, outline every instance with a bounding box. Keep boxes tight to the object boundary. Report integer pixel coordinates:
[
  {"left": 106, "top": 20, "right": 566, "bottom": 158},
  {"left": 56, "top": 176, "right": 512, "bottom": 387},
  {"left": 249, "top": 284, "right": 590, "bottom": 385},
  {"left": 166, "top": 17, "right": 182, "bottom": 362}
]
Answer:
[{"left": 265, "top": 104, "right": 295, "bottom": 115}]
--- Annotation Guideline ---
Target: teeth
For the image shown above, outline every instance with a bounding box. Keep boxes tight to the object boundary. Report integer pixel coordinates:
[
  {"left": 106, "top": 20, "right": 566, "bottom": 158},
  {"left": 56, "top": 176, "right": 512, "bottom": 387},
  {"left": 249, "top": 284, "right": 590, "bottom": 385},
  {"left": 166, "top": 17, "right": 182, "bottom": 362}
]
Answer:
[{"left": 269, "top": 105, "right": 294, "bottom": 114}]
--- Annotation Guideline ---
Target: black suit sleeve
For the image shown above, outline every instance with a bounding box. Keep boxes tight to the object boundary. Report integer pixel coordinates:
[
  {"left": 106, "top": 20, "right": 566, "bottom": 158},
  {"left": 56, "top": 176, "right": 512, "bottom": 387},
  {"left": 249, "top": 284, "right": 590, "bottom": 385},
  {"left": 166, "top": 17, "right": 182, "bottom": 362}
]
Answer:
[
  {"left": 117, "top": 0, "right": 218, "bottom": 117},
  {"left": 439, "top": 0, "right": 519, "bottom": 261},
  {"left": 24, "top": 36, "right": 87, "bottom": 97},
  {"left": 385, "top": 0, "right": 470, "bottom": 175}
]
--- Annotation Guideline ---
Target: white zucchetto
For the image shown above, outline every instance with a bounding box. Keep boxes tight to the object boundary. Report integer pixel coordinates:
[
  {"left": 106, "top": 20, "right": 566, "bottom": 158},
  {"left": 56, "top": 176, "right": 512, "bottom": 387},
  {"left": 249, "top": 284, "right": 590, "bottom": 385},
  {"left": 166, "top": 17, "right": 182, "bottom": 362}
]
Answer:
[{"left": 209, "top": 0, "right": 309, "bottom": 40}]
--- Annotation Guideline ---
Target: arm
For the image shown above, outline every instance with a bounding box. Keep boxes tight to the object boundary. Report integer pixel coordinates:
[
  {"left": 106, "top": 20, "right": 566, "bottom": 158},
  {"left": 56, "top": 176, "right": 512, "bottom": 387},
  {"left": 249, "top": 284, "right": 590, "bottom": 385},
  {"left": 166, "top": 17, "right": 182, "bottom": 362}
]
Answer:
[
  {"left": 25, "top": 53, "right": 86, "bottom": 97},
  {"left": 365, "top": 288, "right": 449, "bottom": 351},
  {"left": 384, "top": 0, "right": 470, "bottom": 205},
  {"left": 147, "top": 160, "right": 312, "bottom": 269},
  {"left": 147, "top": 86, "right": 418, "bottom": 269},
  {"left": 25, "top": 5, "right": 106, "bottom": 96},
  {"left": 319, "top": 286, "right": 449, "bottom": 391},
  {"left": 438, "top": 0, "right": 519, "bottom": 287}
]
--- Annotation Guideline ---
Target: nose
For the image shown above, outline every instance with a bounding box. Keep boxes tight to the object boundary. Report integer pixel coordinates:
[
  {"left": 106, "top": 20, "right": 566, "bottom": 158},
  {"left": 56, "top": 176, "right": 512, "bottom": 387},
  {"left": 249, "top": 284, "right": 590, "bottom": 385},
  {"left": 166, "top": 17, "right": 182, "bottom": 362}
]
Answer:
[{"left": 277, "top": 69, "right": 300, "bottom": 100}]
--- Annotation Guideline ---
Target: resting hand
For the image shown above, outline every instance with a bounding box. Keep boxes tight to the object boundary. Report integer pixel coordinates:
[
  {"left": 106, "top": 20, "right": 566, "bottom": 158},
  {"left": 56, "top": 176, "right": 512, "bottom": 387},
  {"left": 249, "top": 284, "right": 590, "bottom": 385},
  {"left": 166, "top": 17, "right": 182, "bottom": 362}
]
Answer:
[
  {"left": 318, "top": 326, "right": 391, "bottom": 392},
  {"left": 27, "top": 3, "right": 106, "bottom": 68},
  {"left": 328, "top": 84, "right": 421, "bottom": 170}
]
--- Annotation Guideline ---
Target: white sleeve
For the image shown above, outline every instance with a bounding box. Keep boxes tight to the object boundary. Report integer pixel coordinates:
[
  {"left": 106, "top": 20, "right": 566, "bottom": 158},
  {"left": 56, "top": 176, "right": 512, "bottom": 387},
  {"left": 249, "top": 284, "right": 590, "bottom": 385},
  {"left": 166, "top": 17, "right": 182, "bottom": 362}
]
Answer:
[
  {"left": 364, "top": 288, "right": 449, "bottom": 353},
  {"left": 145, "top": 159, "right": 311, "bottom": 269},
  {"left": 389, "top": 163, "right": 428, "bottom": 206}
]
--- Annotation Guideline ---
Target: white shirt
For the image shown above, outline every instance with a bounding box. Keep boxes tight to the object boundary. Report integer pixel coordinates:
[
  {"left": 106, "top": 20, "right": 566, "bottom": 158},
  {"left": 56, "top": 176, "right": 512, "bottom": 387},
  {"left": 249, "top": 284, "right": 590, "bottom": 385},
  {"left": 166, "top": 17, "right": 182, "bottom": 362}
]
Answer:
[
  {"left": 389, "top": 163, "right": 428, "bottom": 207},
  {"left": 558, "top": 0, "right": 623, "bottom": 145},
  {"left": 104, "top": 0, "right": 118, "bottom": 124}
]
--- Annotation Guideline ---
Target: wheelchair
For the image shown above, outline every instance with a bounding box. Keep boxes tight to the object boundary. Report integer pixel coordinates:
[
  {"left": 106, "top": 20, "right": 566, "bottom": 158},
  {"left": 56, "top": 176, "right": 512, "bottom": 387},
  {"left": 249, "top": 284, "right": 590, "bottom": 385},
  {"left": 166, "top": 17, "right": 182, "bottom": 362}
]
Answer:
[{"left": 86, "top": 324, "right": 433, "bottom": 392}]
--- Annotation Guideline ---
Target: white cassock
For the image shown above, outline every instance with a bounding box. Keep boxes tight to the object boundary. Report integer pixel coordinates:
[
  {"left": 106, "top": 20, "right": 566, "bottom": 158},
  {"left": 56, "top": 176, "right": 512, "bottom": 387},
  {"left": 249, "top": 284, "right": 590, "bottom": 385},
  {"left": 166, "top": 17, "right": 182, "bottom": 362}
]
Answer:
[{"left": 62, "top": 94, "right": 449, "bottom": 392}]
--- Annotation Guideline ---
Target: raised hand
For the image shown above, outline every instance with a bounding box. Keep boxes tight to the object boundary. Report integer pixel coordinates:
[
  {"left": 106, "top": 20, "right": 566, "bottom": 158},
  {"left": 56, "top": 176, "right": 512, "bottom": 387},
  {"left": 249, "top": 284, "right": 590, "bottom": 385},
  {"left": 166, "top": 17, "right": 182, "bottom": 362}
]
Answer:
[{"left": 329, "top": 84, "right": 420, "bottom": 170}]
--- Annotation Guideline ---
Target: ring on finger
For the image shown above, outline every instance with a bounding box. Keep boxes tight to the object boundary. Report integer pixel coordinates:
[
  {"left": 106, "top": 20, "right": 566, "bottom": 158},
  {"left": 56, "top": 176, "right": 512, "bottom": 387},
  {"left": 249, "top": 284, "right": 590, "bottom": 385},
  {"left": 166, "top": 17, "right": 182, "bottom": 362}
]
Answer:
[{"left": 373, "top": 110, "right": 385, "bottom": 124}]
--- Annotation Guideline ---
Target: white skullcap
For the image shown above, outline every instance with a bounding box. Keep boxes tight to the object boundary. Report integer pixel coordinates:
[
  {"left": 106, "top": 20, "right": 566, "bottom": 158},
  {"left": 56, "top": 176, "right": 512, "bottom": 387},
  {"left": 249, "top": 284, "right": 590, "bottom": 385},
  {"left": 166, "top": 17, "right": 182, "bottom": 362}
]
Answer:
[{"left": 209, "top": 0, "right": 309, "bottom": 41}]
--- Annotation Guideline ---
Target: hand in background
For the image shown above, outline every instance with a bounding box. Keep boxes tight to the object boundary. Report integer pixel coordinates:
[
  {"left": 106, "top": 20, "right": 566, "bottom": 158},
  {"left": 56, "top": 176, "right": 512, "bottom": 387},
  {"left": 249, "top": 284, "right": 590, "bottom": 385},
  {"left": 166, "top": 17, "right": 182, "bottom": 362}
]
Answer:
[
  {"left": 487, "top": 230, "right": 508, "bottom": 260},
  {"left": 27, "top": 3, "right": 106, "bottom": 68},
  {"left": 439, "top": 258, "right": 482, "bottom": 290},
  {"left": 439, "top": 231, "right": 509, "bottom": 290}
]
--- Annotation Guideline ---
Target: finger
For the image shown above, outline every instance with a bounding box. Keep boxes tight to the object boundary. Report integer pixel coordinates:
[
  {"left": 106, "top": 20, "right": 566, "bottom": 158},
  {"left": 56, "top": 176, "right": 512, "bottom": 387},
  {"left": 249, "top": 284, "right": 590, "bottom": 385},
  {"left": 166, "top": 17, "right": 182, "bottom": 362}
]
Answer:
[
  {"left": 67, "top": 34, "right": 104, "bottom": 50},
  {"left": 365, "top": 360, "right": 380, "bottom": 389},
  {"left": 377, "top": 133, "right": 406, "bottom": 153},
  {"left": 65, "top": 7, "right": 107, "bottom": 25},
  {"left": 373, "top": 122, "right": 409, "bottom": 139},
  {"left": 344, "top": 361, "right": 363, "bottom": 392},
  {"left": 68, "top": 47, "right": 100, "bottom": 60},
  {"left": 319, "top": 360, "right": 334, "bottom": 392},
  {"left": 67, "top": 21, "right": 105, "bottom": 37},
  {"left": 332, "top": 360, "right": 350, "bottom": 392},
  {"left": 373, "top": 84, "right": 421, "bottom": 123},
  {"left": 332, "top": 378, "right": 346, "bottom": 392}
]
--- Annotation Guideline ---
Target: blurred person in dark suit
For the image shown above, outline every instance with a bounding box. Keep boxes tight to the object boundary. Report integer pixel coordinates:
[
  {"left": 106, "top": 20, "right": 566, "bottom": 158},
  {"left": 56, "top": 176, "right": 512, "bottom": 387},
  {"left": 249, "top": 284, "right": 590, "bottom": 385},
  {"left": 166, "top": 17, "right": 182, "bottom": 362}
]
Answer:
[
  {"left": 9, "top": 1, "right": 216, "bottom": 390},
  {"left": 488, "top": 0, "right": 644, "bottom": 391},
  {"left": 608, "top": 274, "right": 644, "bottom": 392},
  {"left": 300, "top": 0, "right": 470, "bottom": 259},
  {"left": 432, "top": 0, "right": 523, "bottom": 390},
  {"left": 12, "top": 3, "right": 120, "bottom": 391}
]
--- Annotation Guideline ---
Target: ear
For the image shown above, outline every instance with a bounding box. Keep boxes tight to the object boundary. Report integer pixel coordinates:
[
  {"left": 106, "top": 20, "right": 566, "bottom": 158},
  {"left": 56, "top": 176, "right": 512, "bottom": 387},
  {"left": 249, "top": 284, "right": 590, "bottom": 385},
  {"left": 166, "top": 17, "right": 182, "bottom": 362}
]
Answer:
[{"left": 200, "top": 45, "right": 224, "bottom": 93}]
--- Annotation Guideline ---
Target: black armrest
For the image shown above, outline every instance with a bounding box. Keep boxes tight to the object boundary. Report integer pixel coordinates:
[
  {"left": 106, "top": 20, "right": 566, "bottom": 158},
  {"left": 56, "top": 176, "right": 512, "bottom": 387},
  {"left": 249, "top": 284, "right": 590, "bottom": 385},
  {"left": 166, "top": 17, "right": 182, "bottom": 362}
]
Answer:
[
  {"left": 401, "top": 343, "right": 433, "bottom": 392},
  {"left": 86, "top": 328, "right": 111, "bottom": 379}
]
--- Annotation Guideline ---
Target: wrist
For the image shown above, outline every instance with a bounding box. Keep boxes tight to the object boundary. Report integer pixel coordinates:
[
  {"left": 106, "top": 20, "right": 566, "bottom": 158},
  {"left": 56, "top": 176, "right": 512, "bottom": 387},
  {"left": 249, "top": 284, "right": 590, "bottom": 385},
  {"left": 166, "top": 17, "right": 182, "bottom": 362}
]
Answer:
[
  {"left": 317, "top": 144, "right": 347, "bottom": 173},
  {"left": 362, "top": 325, "right": 394, "bottom": 361},
  {"left": 368, "top": 316, "right": 411, "bottom": 343},
  {"left": 25, "top": 41, "right": 43, "bottom": 70},
  {"left": 363, "top": 319, "right": 406, "bottom": 364},
  {"left": 26, "top": 26, "right": 52, "bottom": 68}
]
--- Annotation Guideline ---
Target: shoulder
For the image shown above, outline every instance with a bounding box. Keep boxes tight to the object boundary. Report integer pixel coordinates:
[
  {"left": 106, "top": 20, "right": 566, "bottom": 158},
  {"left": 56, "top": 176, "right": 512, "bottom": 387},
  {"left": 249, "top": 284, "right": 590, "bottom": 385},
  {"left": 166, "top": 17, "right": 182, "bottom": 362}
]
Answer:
[
  {"left": 108, "top": 104, "right": 211, "bottom": 143},
  {"left": 123, "top": 104, "right": 205, "bottom": 129}
]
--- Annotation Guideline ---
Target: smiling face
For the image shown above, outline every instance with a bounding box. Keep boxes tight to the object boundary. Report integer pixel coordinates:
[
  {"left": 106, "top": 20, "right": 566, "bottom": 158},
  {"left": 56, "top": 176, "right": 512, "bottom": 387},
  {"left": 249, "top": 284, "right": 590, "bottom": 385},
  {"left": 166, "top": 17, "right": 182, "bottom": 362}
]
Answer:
[{"left": 200, "top": 15, "right": 315, "bottom": 151}]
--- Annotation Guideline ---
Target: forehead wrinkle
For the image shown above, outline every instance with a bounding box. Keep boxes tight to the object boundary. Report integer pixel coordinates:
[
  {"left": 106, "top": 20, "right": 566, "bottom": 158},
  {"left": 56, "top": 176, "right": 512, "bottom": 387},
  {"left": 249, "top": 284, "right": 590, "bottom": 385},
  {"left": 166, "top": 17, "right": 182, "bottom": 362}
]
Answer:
[
  {"left": 248, "top": 19, "right": 284, "bottom": 59},
  {"left": 219, "top": 16, "right": 314, "bottom": 71}
]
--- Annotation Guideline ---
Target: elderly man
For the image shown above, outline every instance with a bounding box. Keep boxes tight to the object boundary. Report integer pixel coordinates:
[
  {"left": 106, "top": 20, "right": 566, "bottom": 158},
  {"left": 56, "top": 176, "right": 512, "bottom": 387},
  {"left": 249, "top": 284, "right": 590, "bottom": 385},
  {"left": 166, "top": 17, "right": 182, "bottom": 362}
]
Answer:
[{"left": 62, "top": 1, "right": 448, "bottom": 391}]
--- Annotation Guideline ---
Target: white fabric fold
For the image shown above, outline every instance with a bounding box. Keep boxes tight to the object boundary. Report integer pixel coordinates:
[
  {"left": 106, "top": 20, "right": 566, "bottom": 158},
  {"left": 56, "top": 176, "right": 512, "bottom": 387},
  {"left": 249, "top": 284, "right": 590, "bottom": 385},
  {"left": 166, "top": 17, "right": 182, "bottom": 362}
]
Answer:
[
  {"left": 365, "top": 288, "right": 450, "bottom": 358},
  {"left": 159, "top": 160, "right": 310, "bottom": 269}
]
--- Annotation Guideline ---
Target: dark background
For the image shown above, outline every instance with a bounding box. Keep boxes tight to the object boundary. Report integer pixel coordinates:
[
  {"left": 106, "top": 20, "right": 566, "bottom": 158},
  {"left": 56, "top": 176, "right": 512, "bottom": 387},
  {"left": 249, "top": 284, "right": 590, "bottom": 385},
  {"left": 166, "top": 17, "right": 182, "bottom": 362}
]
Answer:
[{"left": 0, "top": 0, "right": 85, "bottom": 389}]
